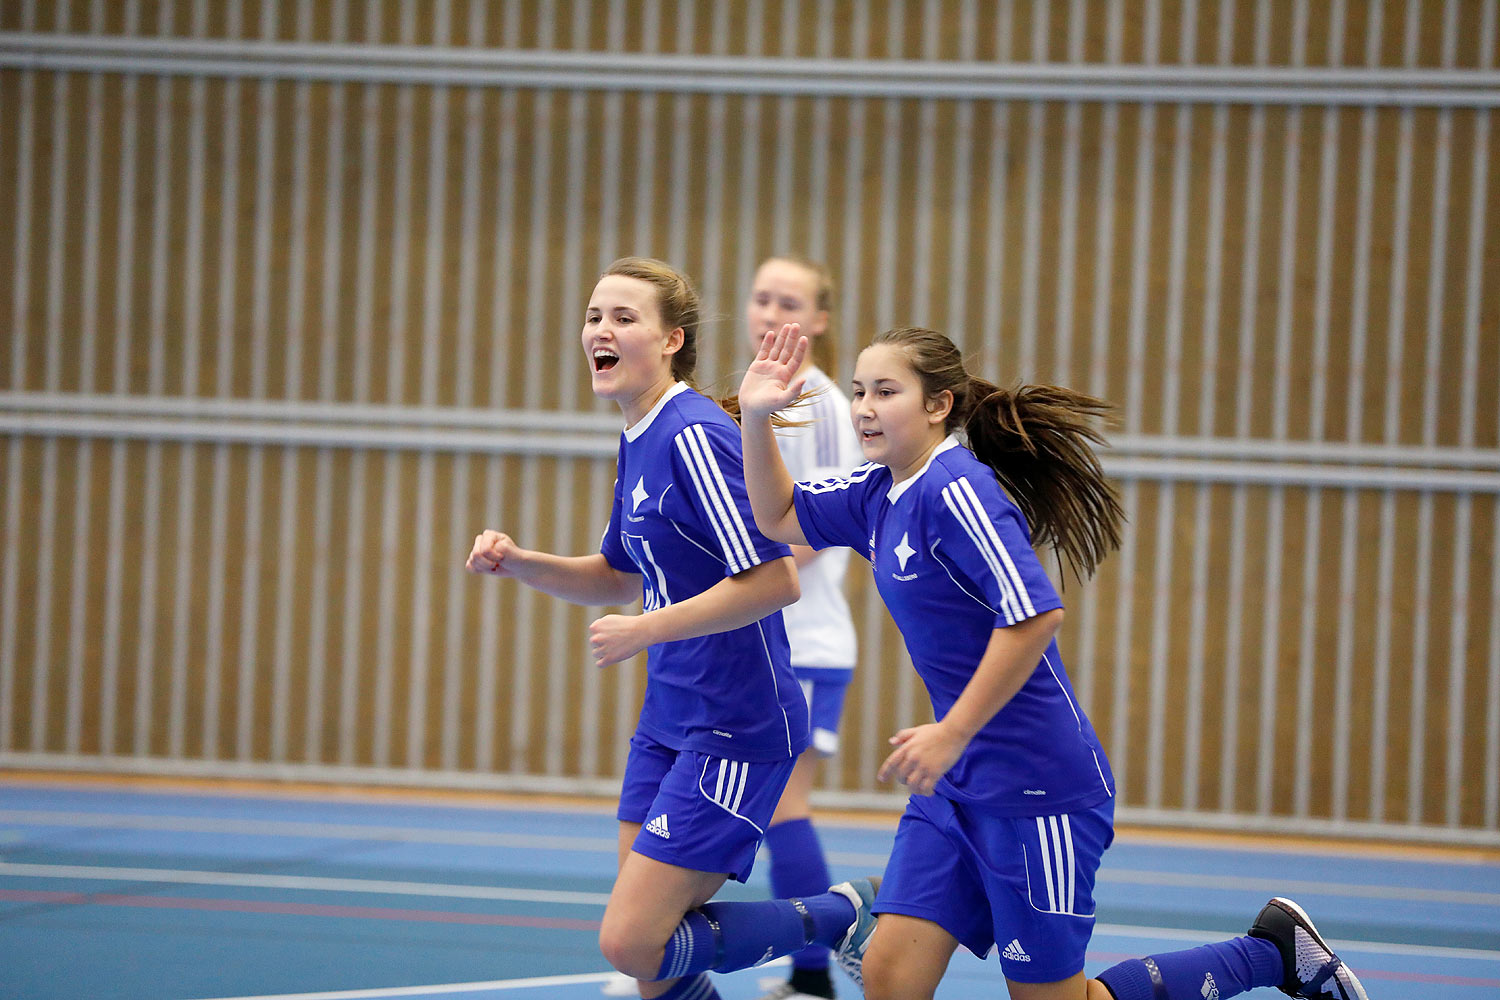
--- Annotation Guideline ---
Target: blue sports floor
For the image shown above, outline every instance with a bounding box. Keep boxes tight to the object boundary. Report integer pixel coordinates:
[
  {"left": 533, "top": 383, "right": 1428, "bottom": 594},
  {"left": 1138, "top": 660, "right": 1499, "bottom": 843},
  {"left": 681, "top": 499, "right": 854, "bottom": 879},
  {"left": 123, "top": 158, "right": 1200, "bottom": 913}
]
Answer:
[{"left": 1, "top": 778, "right": 1497, "bottom": 1000}]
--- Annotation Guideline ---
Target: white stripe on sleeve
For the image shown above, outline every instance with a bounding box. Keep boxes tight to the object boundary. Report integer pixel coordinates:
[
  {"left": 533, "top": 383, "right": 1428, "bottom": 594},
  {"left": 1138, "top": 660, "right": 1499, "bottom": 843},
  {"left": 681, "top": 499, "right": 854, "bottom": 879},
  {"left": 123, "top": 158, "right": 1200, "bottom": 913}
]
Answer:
[
  {"left": 956, "top": 477, "right": 1036, "bottom": 618},
  {"left": 676, "top": 425, "right": 758, "bottom": 573},
  {"left": 942, "top": 481, "right": 1020, "bottom": 623}
]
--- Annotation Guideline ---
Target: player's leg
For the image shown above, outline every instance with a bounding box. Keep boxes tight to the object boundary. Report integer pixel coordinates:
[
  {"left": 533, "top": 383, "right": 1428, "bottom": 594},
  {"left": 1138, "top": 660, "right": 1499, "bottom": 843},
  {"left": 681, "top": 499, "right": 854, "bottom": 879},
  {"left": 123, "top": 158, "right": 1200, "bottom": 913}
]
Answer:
[
  {"left": 1092, "top": 897, "right": 1370, "bottom": 1000},
  {"left": 759, "top": 670, "right": 851, "bottom": 999},
  {"left": 859, "top": 913, "right": 960, "bottom": 1000},
  {"left": 598, "top": 848, "right": 729, "bottom": 996},
  {"left": 605, "top": 744, "right": 862, "bottom": 992}
]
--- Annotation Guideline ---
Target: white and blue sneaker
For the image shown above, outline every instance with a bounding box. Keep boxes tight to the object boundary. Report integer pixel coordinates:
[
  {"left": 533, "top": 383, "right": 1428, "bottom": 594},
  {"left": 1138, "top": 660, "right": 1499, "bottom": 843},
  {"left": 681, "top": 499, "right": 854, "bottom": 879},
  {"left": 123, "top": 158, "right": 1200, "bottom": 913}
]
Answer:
[
  {"left": 829, "top": 877, "right": 881, "bottom": 989},
  {"left": 1248, "top": 897, "right": 1371, "bottom": 1000}
]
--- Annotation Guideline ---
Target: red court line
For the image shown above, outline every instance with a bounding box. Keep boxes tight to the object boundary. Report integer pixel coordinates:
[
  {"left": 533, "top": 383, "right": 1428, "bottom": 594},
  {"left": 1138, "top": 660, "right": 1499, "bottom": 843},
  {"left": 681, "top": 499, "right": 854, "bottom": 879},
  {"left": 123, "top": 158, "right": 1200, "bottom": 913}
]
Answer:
[
  {"left": 1086, "top": 951, "right": 1500, "bottom": 990},
  {"left": 0, "top": 888, "right": 601, "bottom": 931}
]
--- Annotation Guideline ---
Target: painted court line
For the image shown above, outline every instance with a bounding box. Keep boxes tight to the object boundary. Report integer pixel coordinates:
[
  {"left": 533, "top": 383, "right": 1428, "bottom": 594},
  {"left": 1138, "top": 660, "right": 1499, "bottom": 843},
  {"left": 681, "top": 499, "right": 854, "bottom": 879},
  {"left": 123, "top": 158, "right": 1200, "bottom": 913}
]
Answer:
[
  {"left": 0, "top": 862, "right": 612, "bottom": 905},
  {"left": 194, "top": 972, "right": 616, "bottom": 999},
  {"left": 0, "top": 888, "right": 601, "bottom": 930},
  {"left": 3, "top": 862, "right": 1496, "bottom": 966},
  {"left": 5, "top": 809, "right": 1496, "bottom": 907}
]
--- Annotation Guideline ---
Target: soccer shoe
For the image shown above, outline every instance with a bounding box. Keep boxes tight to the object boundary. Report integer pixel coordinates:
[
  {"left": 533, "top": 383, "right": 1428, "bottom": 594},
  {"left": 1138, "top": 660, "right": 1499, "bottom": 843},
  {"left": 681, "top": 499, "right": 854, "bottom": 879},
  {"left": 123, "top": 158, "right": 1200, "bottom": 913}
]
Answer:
[
  {"left": 829, "top": 876, "right": 881, "bottom": 989},
  {"left": 1248, "top": 897, "right": 1371, "bottom": 1000}
]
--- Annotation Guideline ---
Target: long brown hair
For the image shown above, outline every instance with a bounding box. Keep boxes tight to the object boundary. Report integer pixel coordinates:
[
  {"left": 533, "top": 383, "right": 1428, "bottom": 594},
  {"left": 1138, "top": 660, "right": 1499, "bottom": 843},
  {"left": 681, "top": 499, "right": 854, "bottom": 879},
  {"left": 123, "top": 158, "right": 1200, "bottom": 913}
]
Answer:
[{"left": 871, "top": 327, "right": 1124, "bottom": 581}]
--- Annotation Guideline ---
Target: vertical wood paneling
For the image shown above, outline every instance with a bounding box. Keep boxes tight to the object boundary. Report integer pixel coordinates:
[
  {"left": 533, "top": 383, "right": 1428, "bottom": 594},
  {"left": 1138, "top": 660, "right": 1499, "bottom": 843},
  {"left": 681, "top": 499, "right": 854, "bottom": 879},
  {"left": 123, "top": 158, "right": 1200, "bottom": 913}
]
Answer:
[{"left": 2, "top": 0, "right": 1498, "bottom": 838}]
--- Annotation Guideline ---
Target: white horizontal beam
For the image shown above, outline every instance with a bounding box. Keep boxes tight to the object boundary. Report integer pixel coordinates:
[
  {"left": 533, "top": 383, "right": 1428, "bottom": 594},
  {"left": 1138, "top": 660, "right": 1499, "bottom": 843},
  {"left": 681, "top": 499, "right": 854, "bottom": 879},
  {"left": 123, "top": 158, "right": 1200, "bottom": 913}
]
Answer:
[
  {"left": 2, "top": 33, "right": 1498, "bottom": 106},
  {"left": 0, "top": 390, "right": 621, "bottom": 435},
  {"left": 7, "top": 410, "right": 1500, "bottom": 492},
  {"left": 6, "top": 392, "right": 1499, "bottom": 471},
  {"left": 0, "top": 411, "right": 620, "bottom": 457}
]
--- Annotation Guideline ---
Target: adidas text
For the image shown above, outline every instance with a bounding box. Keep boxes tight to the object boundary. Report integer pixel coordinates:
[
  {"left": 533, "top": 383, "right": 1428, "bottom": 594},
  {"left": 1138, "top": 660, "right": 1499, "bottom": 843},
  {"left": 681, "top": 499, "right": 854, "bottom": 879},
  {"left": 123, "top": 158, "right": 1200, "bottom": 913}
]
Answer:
[
  {"left": 645, "top": 814, "right": 670, "bottom": 839},
  {"left": 1002, "top": 938, "right": 1031, "bottom": 962}
]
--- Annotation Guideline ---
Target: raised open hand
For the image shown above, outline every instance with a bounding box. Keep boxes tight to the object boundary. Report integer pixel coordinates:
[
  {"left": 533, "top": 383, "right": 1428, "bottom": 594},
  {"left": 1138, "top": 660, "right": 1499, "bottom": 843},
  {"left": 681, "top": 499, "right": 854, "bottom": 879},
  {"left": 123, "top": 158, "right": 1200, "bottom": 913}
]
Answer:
[{"left": 737, "top": 323, "right": 809, "bottom": 421}]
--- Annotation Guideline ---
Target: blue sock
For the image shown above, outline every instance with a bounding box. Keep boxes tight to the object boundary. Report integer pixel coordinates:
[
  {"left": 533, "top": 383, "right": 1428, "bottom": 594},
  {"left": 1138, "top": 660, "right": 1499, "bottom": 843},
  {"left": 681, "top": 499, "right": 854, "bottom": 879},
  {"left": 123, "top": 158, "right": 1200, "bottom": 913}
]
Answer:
[
  {"left": 1095, "top": 936, "right": 1284, "bottom": 1000},
  {"left": 766, "top": 818, "right": 834, "bottom": 971},
  {"left": 654, "top": 893, "right": 855, "bottom": 979},
  {"left": 653, "top": 972, "right": 721, "bottom": 1000}
]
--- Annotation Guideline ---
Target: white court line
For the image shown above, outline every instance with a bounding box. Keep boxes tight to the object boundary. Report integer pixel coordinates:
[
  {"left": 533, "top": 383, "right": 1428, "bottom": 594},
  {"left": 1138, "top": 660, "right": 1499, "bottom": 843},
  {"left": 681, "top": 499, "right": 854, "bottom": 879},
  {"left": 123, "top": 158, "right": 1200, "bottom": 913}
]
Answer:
[
  {"left": 194, "top": 972, "right": 615, "bottom": 1000},
  {"left": 0, "top": 862, "right": 610, "bottom": 906},
  {"left": 4, "top": 810, "right": 1498, "bottom": 908},
  {"left": 4, "top": 860, "right": 1497, "bottom": 964}
]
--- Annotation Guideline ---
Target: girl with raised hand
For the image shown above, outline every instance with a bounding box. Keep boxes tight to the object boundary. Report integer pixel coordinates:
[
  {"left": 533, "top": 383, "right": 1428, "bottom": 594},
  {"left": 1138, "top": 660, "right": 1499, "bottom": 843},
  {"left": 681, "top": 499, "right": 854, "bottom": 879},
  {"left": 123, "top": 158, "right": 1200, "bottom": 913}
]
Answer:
[
  {"left": 466, "top": 259, "right": 870, "bottom": 1000},
  {"left": 743, "top": 257, "right": 863, "bottom": 1000},
  {"left": 736, "top": 324, "right": 1371, "bottom": 1000}
]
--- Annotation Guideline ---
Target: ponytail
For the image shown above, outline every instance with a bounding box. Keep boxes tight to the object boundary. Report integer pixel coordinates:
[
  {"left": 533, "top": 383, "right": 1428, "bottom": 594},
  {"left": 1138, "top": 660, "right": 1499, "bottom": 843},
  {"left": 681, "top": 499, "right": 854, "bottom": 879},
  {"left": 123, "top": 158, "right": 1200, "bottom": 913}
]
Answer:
[
  {"left": 870, "top": 327, "right": 1123, "bottom": 581},
  {"left": 963, "top": 381, "right": 1123, "bottom": 581}
]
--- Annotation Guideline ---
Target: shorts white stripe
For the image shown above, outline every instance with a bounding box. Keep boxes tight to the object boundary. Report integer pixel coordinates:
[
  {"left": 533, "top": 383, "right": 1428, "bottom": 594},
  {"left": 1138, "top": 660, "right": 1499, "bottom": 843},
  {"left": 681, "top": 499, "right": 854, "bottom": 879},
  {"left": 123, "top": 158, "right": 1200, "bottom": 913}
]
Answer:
[
  {"left": 1048, "top": 815, "right": 1069, "bottom": 914},
  {"left": 1061, "top": 814, "right": 1077, "bottom": 914},
  {"left": 730, "top": 760, "right": 749, "bottom": 814},
  {"left": 1036, "top": 816, "right": 1058, "bottom": 911},
  {"left": 714, "top": 760, "right": 727, "bottom": 802}
]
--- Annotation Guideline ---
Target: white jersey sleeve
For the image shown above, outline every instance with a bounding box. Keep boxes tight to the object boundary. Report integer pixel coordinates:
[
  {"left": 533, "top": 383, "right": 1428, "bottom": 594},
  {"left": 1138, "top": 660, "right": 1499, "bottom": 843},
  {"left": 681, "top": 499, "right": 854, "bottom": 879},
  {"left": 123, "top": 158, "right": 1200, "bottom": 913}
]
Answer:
[{"left": 774, "top": 367, "right": 860, "bottom": 669}]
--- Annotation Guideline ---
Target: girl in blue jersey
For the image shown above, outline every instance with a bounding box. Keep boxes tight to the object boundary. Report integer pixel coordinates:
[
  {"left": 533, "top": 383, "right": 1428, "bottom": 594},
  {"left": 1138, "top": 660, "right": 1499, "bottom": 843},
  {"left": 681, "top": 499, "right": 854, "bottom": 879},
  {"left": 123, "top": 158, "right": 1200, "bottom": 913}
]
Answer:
[
  {"left": 466, "top": 259, "right": 871, "bottom": 1000},
  {"left": 744, "top": 257, "right": 863, "bottom": 1000},
  {"left": 737, "top": 325, "right": 1371, "bottom": 1000}
]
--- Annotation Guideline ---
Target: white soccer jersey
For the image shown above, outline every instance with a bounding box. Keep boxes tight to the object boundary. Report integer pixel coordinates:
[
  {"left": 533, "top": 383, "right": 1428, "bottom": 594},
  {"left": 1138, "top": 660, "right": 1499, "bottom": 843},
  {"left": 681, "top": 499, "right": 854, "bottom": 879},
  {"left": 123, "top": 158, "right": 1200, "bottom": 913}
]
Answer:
[{"left": 776, "top": 365, "right": 860, "bottom": 668}]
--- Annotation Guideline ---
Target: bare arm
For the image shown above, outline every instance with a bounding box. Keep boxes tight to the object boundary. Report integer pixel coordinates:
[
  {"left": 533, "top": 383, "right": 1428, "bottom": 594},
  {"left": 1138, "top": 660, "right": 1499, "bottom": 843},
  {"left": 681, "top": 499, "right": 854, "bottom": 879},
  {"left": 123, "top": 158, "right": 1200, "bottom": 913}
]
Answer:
[
  {"left": 878, "top": 608, "right": 1065, "bottom": 795},
  {"left": 737, "top": 325, "right": 811, "bottom": 546},
  {"left": 466, "top": 530, "right": 639, "bottom": 606},
  {"left": 587, "top": 555, "right": 800, "bottom": 667}
]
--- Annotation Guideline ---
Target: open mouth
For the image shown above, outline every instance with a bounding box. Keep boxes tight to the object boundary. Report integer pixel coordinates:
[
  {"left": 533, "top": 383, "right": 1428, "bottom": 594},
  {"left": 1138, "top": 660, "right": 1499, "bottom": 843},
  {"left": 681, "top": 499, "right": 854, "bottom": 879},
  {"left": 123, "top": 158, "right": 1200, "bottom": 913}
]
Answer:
[{"left": 592, "top": 349, "right": 620, "bottom": 372}]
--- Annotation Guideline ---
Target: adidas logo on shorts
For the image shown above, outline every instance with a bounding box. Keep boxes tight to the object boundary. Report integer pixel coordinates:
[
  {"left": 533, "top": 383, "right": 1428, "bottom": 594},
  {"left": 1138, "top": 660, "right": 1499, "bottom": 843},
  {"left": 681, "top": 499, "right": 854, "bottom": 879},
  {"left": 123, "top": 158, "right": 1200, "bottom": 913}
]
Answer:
[
  {"left": 645, "top": 814, "right": 670, "bottom": 839},
  {"left": 1001, "top": 938, "right": 1031, "bottom": 962},
  {"left": 1201, "top": 973, "right": 1221, "bottom": 1000}
]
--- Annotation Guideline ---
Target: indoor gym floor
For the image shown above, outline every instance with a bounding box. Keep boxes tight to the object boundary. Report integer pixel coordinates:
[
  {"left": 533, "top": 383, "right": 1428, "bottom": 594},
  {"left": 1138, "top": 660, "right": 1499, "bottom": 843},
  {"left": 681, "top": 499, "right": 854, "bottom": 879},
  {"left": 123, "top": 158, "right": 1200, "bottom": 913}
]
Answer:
[{"left": 0, "top": 777, "right": 1496, "bottom": 1000}]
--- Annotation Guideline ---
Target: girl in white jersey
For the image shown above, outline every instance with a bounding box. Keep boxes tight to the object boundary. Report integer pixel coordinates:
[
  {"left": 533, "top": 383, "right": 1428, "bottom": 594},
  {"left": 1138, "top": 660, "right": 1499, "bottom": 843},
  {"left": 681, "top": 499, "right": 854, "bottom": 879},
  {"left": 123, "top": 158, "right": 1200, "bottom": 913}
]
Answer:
[
  {"left": 467, "top": 259, "right": 874, "bottom": 1000},
  {"left": 738, "top": 325, "right": 1372, "bottom": 1000},
  {"left": 744, "top": 258, "right": 862, "bottom": 1000}
]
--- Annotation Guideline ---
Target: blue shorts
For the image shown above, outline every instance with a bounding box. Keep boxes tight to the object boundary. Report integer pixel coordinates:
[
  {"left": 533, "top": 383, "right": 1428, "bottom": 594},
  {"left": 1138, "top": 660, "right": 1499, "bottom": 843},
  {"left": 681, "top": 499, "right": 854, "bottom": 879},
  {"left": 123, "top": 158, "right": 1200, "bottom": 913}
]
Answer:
[
  {"left": 617, "top": 732, "right": 797, "bottom": 883},
  {"left": 793, "top": 666, "right": 852, "bottom": 757},
  {"left": 874, "top": 793, "right": 1114, "bottom": 983}
]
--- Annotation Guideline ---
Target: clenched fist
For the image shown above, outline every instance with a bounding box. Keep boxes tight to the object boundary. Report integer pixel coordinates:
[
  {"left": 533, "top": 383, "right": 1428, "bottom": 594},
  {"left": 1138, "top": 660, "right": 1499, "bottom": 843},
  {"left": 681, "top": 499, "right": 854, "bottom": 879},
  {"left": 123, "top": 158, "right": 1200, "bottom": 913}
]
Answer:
[{"left": 466, "top": 529, "right": 522, "bottom": 577}]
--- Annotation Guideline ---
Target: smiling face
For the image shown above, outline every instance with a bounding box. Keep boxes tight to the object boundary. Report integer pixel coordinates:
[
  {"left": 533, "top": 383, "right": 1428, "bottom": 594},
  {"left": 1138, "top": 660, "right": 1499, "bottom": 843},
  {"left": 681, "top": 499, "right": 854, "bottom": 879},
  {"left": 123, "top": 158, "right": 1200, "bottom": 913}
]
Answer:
[
  {"left": 850, "top": 342, "right": 952, "bottom": 482},
  {"left": 583, "top": 274, "right": 683, "bottom": 424},
  {"left": 744, "top": 258, "right": 829, "bottom": 356}
]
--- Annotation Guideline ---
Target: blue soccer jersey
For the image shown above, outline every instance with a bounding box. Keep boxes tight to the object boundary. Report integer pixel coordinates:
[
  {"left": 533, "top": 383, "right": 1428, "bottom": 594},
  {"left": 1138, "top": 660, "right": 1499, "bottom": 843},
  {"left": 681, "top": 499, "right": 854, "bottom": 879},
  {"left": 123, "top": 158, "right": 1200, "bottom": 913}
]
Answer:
[
  {"left": 601, "top": 382, "right": 809, "bottom": 763},
  {"left": 792, "top": 437, "right": 1115, "bottom": 815}
]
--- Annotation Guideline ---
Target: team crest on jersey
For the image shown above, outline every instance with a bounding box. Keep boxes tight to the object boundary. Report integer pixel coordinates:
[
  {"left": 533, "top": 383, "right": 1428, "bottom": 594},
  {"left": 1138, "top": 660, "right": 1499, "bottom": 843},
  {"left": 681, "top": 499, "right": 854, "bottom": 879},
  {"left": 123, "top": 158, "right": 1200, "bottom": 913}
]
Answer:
[{"left": 890, "top": 531, "right": 919, "bottom": 581}]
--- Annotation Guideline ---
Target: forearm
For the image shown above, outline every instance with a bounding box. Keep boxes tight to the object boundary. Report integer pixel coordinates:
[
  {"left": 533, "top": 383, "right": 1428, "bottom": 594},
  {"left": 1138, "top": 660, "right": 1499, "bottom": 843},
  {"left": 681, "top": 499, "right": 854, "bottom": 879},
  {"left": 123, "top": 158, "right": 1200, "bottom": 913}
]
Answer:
[
  {"left": 940, "top": 610, "right": 1065, "bottom": 741},
  {"left": 510, "top": 550, "right": 639, "bottom": 606},
  {"left": 740, "top": 416, "right": 808, "bottom": 545},
  {"left": 636, "top": 556, "right": 800, "bottom": 646}
]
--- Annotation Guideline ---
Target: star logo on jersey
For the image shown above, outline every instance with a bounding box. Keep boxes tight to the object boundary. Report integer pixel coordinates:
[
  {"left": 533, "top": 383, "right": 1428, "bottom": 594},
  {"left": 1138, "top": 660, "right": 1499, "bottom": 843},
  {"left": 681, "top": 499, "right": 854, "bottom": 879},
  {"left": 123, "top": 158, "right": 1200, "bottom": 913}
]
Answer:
[
  {"left": 893, "top": 531, "right": 916, "bottom": 572},
  {"left": 630, "top": 476, "right": 649, "bottom": 512}
]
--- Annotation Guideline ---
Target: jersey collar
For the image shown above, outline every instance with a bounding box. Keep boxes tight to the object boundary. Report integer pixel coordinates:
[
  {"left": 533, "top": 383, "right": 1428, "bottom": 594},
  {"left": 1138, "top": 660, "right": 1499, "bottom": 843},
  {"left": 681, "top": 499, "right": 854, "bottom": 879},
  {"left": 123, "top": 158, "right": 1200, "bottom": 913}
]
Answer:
[
  {"left": 624, "top": 381, "right": 691, "bottom": 442},
  {"left": 886, "top": 435, "right": 961, "bottom": 504}
]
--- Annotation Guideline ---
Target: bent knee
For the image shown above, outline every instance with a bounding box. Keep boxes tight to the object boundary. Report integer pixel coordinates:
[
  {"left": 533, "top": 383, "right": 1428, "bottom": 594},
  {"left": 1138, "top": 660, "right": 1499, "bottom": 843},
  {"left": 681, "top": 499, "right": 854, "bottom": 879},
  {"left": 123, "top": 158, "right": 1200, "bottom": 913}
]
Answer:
[
  {"left": 863, "top": 943, "right": 937, "bottom": 1000},
  {"left": 597, "top": 924, "right": 665, "bottom": 982}
]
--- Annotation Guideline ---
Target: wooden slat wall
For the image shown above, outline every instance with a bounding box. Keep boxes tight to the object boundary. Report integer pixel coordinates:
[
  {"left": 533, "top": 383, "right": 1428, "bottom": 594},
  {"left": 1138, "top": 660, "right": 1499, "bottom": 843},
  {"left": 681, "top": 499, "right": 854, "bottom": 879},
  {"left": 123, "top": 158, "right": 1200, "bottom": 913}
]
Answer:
[{"left": 2, "top": 0, "right": 1497, "bottom": 839}]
